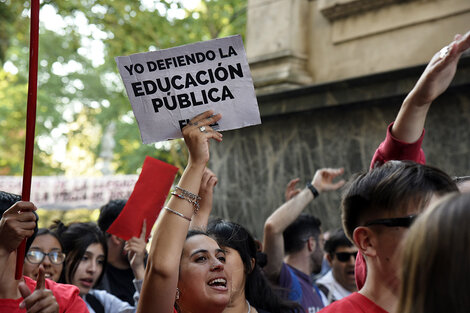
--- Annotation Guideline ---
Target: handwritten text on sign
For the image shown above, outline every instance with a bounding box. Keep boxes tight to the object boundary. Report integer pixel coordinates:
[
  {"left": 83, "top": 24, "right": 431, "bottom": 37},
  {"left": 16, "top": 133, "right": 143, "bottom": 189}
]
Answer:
[{"left": 115, "top": 35, "right": 261, "bottom": 144}]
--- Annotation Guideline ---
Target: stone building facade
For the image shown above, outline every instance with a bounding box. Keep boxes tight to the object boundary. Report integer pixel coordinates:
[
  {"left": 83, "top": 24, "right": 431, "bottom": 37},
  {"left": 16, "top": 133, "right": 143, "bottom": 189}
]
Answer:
[{"left": 210, "top": 0, "right": 470, "bottom": 238}]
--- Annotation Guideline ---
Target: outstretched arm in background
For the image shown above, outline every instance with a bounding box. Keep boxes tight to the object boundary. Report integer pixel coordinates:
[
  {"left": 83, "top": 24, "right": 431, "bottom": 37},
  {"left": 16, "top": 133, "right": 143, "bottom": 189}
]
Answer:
[
  {"left": 371, "top": 30, "right": 470, "bottom": 168},
  {"left": 262, "top": 168, "right": 345, "bottom": 279},
  {"left": 137, "top": 111, "right": 222, "bottom": 313},
  {"left": 285, "top": 178, "right": 302, "bottom": 201},
  {"left": 393, "top": 30, "right": 470, "bottom": 142}
]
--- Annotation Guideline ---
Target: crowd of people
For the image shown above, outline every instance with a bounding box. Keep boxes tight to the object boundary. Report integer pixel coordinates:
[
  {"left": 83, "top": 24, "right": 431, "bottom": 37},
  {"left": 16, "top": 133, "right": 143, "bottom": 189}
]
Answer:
[{"left": 0, "top": 30, "right": 469, "bottom": 313}]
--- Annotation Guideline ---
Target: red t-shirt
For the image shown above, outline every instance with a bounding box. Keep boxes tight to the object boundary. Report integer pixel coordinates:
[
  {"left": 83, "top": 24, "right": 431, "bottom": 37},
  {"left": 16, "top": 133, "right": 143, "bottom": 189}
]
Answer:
[
  {"left": 356, "top": 123, "right": 426, "bottom": 290},
  {"left": 319, "top": 292, "right": 388, "bottom": 313},
  {"left": 0, "top": 276, "right": 88, "bottom": 313},
  {"left": 369, "top": 123, "right": 425, "bottom": 169}
]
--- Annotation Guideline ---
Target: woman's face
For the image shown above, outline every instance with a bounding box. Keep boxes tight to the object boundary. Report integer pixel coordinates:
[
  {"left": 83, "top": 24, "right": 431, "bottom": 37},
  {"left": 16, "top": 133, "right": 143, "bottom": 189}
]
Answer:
[
  {"left": 23, "top": 234, "right": 64, "bottom": 282},
  {"left": 222, "top": 247, "right": 246, "bottom": 302},
  {"left": 70, "top": 243, "right": 105, "bottom": 295},
  {"left": 177, "top": 235, "right": 231, "bottom": 312}
]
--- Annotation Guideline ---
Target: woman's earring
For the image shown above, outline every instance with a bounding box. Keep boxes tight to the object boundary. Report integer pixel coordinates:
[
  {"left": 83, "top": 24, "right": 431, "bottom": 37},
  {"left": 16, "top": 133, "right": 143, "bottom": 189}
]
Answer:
[{"left": 176, "top": 288, "right": 180, "bottom": 300}]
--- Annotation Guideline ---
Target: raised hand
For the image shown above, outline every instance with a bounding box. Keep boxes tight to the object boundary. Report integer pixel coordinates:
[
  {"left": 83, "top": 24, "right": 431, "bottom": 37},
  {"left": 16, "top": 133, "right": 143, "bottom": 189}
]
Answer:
[
  {"left": 285, "top": 178, "right": 302, "bottom": 201},
  {"left": 18, "top": 266, "right": 59, "bottom": 313},
  {"left": 409, "top": 30, "right": 470, "bottom": 106},
  {"left": 190, "top": 168, "right": 218, "bottom": 229},
  {"left": 182, "top": 110, "right": 222, "bottom": 167},
  {"left": 125, "top": 220, "right": 147, "bottom": 280},
  {"left": 198, "top": 167, "right": 218, "bottom": 208},
  {"left": 0, "top": 201, "right": 36, "bottom": 253},
  {"left": 311, "top": 168, "right": 346, "bottom": 193}
]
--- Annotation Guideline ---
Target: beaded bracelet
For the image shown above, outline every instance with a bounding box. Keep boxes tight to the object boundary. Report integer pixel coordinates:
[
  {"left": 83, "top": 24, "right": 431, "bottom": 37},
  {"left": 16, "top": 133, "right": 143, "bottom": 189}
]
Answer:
[
  {"left": 164, "top": 207, "right": 192, "bottom": 222},
  {"left": 171, "top": 191, "right": 200, "bottom": 212},
  {"left": 171, "top": 186, "right": 201, "bottom": 215},
  {"left": 175, "top": 186, "right": 201, "bottom": 201}
]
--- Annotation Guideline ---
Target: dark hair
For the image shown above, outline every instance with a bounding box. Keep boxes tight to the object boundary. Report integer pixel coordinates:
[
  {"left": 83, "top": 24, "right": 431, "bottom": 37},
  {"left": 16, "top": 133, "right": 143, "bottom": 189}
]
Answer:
[
  {"left": 207, "top": 219, "right": 301, "bottom": 313},
  {"left": 342, "top": 161, "right": 457, "bottom": 241},
  {"left": 0, "top": 191, "right": 38, "bottom": 253},
  {"left": 34, "top": 228, "right": 64, "bottom": 249},
  {"left": 283, "top": 213, "right": 322, "bottom": 254},
  {"left": 56, "top": 222, "right": 108, "bottom": 286},
  {"left": 27, "top": 227, "right": 65, "bottom": 281},
  {"left": 323, "top": 228, "right": 353, "bottom": 256},
  {"left": 98, "top": 199, "right": 127, "bottom": 233}
]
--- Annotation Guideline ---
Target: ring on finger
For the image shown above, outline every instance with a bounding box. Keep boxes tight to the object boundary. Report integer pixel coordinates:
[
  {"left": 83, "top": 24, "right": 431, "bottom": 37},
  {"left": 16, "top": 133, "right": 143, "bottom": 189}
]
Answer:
[
  {"left": 439, "top": 45, "right": 450, "bottom": 59},
  {"left": 199, "top": 126, "right": 207, "bottom": 133}
]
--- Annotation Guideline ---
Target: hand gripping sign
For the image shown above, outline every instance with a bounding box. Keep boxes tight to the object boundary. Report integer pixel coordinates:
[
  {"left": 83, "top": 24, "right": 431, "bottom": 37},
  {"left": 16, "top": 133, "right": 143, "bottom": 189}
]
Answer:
[{"left": 115, "top": 35, "right": 261, "bottom": 144}]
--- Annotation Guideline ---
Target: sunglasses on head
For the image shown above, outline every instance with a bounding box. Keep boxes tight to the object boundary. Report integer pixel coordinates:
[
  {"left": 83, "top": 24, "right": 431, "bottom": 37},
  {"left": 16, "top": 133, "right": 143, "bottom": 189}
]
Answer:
[
  {"left": 364, "top": 214, "right": 418, "bottom": 228},
  {"left": 335, "top": 252, "right": 357, "bottom": 262},
  {"left": 26, "top": 249, "right": 66, "bottom": 265}
]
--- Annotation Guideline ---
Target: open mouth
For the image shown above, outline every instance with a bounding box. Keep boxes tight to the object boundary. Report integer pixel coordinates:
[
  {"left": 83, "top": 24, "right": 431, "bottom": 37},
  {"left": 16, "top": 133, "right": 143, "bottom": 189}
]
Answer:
[
  {"left": 44, "top": 272, "right": 53, "bottom": 279},
  {"left": 207, "top": 278, "right": 228, "bottom": 290},
  {"left": 80, "top": 278, "right": 94, "bottom": 288}
]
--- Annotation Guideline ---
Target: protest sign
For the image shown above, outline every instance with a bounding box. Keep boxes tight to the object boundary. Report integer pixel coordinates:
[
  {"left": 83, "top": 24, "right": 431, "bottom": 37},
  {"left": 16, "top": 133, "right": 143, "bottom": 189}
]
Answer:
[
  {"left": 107, "top": 156, "right": 178, "bottom": 241},
  {"left": 115, "top": 35, "right": 261, "bottom": 144}
]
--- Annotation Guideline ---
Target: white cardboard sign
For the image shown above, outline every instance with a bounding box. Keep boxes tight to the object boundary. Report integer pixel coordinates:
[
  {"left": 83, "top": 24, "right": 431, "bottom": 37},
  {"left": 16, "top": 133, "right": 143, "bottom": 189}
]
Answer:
[{"left": 115, "top": 35, "right": 261, "bottom": 144}]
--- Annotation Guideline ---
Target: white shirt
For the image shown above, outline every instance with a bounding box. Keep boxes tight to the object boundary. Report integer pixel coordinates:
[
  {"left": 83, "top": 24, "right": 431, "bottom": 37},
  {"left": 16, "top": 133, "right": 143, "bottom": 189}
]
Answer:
[{"left": 315, "top": 270, "right": 352, "bottom": 305}]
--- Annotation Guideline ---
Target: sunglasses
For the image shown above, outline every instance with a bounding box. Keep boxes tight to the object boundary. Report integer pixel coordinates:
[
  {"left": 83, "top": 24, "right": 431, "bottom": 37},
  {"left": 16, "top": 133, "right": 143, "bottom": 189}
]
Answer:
[
  {"left": 335, "top": 252, "right": 357, "bottom": 262},
  {"left": 26, "top": 250, "right": 66, "bottom": 265},
  {"left": 364, "top": 214, "right": 418, "bottom": 228}
]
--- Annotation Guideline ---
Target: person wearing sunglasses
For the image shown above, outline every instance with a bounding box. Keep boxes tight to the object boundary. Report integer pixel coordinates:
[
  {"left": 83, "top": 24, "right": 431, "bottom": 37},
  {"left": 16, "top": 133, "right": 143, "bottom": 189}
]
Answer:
[
  {"left": 318, "top": 161, "right": 458, "bottom": 313},
  {"left": 316, "top": 229, "right": 357, "bottom": 305},
  {"left": 23, "top": 228, "right": 66, "bottom": 282}
]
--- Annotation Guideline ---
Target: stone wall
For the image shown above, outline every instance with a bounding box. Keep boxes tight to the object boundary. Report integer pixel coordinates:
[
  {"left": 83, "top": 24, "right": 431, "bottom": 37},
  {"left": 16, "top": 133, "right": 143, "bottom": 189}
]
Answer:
[
  {"left": 209, "top": 57, "right": 470, "bottom": 239},
  {"left": 208, "top": 0, "right": 470, "bottom": 238},
  {"left": 247, "top": 0, "right": 470, "bottom": 93}
]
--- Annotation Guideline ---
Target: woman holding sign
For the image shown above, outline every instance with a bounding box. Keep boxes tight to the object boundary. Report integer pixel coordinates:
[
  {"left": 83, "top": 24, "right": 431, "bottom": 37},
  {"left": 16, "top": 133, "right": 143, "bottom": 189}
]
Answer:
[{"left": 137, "top": 111, "right": 230, "bottom": 313}]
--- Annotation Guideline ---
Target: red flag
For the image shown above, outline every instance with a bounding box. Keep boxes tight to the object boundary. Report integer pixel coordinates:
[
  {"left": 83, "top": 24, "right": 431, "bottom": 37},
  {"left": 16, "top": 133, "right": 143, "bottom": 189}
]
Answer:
[{"left": 107, "top": 156, "right": 178, "bottom": 241}]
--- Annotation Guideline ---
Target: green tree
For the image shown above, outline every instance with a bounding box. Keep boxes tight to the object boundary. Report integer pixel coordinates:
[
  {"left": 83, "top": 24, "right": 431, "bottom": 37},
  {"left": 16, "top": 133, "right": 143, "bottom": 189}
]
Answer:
[{"left": 1, "top": 0, "right": 246, "bottom": 177}]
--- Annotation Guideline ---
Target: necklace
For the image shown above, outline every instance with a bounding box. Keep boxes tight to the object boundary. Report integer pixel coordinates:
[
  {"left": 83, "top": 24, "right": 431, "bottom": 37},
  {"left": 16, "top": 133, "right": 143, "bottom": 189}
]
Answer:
[{"left": 246, "top": 300, "right": 251, "bottom": 313}]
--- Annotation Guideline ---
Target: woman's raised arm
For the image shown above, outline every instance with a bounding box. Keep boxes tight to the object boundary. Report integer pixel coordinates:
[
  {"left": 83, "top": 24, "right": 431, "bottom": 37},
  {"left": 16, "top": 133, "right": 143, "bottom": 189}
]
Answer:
[{"left": 137, "top": 111, "right": 222, "bottom": 313}]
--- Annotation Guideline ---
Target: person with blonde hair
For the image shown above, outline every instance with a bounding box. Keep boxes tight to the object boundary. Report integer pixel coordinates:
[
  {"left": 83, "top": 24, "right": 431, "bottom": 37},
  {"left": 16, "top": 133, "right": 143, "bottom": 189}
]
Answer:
[{"left": 397, "top": 192, "right": 470, "bottom": 313}]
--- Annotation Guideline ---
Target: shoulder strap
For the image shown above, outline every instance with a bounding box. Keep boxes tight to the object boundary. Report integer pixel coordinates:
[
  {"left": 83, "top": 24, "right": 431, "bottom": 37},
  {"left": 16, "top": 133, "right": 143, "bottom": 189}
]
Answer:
[
  {"left": 86, "top": 293, "right": 105, "bottom": 313},
  {"left": 317, "top": 283, "right": 329, "bottom": 299}
]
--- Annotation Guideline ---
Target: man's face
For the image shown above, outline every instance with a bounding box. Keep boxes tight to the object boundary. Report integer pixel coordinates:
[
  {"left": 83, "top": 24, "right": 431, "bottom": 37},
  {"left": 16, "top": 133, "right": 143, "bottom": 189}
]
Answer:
[
  {"left": 328, "top": 245, "right": 357, "bottom": 292},
  {"left": 366, "top": 199, "right": 434, "bottom": 291},
  {"left": 311, "top": 234, "right": 324, "bottom": 275}
]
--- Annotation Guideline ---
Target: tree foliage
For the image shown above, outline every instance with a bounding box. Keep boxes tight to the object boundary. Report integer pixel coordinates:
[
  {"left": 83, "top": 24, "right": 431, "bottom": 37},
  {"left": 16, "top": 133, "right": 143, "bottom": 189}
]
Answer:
[{"left": 0, "top": 0, "right": 246, "bottom": 176}]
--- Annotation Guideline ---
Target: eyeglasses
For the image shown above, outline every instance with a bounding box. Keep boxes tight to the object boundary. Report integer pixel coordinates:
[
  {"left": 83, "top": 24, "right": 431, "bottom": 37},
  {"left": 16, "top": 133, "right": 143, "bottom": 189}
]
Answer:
[
  {"left": 26, "top": 250, "right": 66, "bottom": 265},
  {"left": 335, "top": 252, "right": 357, "bottom": 262},
  {"left": 364, "top": 215, "right": 418, "bottom": 228}
]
